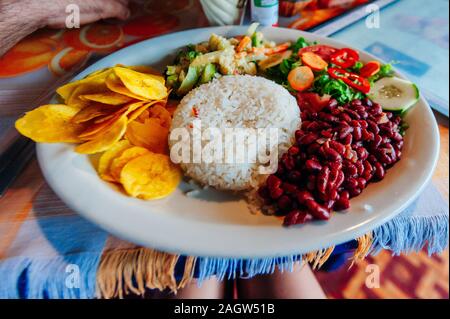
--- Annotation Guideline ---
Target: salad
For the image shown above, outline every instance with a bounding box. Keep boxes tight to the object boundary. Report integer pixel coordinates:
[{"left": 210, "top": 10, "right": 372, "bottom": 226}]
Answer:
[{"left": 166, "top": 23, "right": 419, "bottom": 116}]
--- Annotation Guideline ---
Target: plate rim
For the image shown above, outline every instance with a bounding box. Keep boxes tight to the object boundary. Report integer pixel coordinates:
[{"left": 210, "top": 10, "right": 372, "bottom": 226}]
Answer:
[{"left": 36, "top": 26, "right": 440, "bottom": 258}]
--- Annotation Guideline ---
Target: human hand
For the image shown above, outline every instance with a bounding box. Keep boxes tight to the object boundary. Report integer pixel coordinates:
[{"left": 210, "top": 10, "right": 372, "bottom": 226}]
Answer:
[{"left": 42, "top": 0, "right": 131, "bottom": 28}]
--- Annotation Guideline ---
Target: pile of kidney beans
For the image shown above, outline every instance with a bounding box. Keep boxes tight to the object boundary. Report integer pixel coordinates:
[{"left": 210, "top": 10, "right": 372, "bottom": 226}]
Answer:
[{"left": 258, "top": 97, "right": 405, "bottom": 226}]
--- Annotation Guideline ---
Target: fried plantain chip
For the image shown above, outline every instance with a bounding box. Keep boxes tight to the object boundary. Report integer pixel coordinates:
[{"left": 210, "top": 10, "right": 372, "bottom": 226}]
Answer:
[
  {"left": 79, "top": 91, "right": 134, "bottom": 105},
  {"left": 78, "top": 101, "right": 146, "bottom": 139},
  {"left": 109, "top": 146, "right": 150, "bottom": 181},
  {"left": 97, "top": 139, "right": 131, "bottom": 182},
  {"left": 71, "top": 102, "right": 119, "bottom": 124},
  {"left": 15, "top": 104, "right": 85, "bottom": 143},
  {"left": 125, "top": 118, "right": 169, "bottom": 154},
  {"left": 113, "top": 67, "right": 167, "bottom": 100},
  {"left": 148, "top": 104, "right": 172, "bottom": 129},
  {"left": 120, "top": 152, "right": 181, "bottom": 200},
  {"left": 75, "top": 115, "right": 127, "bottom": 154},
  {"left": 105, "top": 72, "right": 149, "bottom": 100},
  {"left": 57, "top": 68, "right": 112, "bottom": 102}
]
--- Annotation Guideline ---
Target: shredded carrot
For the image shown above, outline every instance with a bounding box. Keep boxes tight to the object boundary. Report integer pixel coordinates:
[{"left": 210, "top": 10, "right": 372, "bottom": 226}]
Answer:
[{"left": 236, "top": 36, "right": 251, "bottom": 52}]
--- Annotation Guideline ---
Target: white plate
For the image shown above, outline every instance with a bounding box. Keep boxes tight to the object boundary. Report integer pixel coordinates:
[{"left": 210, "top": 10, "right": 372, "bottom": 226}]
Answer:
[{"left": 36, "top": 26, "right": 440, "bottom": 258}]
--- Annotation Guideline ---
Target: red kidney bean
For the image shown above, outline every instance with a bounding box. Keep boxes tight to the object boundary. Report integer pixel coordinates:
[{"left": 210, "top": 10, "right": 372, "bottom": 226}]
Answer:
[
  {"left": 355, "top": 160, "right": 365, "bottom": 175},
  {"left": 367, "top": 120, "right": 380, "bottom": 134},
  {"left": 295, "top": 130, "right": 304, "bottom": 140},
  {"left": 374, "top": 162, "right": 385, "bottom": 180},
  {"left": 283, "top": 210, "right": 312, "bottom": 226},
  {"left": 339, "top": 126, "right": 353, "bottom": 140},
  {"left": 267, "top": 175, "right": 281, "bottom": 190},
  {"left": 323, "top": 144, "right": 342, "bottom": 161},
  {"left": 270, "top": 187, "right": 283, "bottom": 199},
  {"left": 317, "top": 166, "right": 330, "bottom": 194},
  {"left": 320, "top": 129, "right": 333, "bottom": 138},
  {"left": 353, "top": 126, "right": 362, "bottom": 141},
  {"left": 305, "top": 159, "right": 322, "bottom": 172},
  {"left": 361, "top": 129, "right": 374, "bottom": 141},
  {"left": 339, "top": 113, "right": 352, "bottom": 122},
  {"left": 264, "top": 96, "right": 404, "bottom": 226},
  {"left": 296, "top": 190, "right": 314, "bottom": 204},
  {"left": 335, "top": 170, "right": 345, "bottom": 189},
  {"left": 349, "top": 187, "right": 362, "bottom": 198},
  {"left": 355, "top": 146, "right": 369, "bottom": 161},
  {"left": 346, "top": 109, "right": 360, "bottom": 120},
  {"left": 277, "top": 195, "right": 292, "bottom": 211},
  {"left": 371, "top": 134, "right": 383, "bottom": 149},
  {"left": 288, "top": 146, "right": 300, "bottom": 156},
  {"left": 305, "top": 200, "right": 330, "bottom": 220},
  {"left": 362, "top": 160, "right": 373, "bottom": 181},
  {"left": 298, "top": 132, "right": 319, "bottom": 145},
  {"left": 287, "top": 170, "right": 302, "bottom": 183},
  {"left": 343, "top": 161, "right": 358, "bottom": 177},
  {"left": 341, "top": 134, "right": 353, "bottom": 145},
  {"left": 318, "top": 112, "right": 338, "bottom": 123},
  {"left": 329, "top": 140, "right": 346, "bottom": 155},
  {"left": 307, "top": 175, "right": 316, "bottom": 191},
  {"left": 345, "top": 177, "right": 359, "bottom": 190},
  {"left": 357, "top": 177, "right": 367, "bottom": 189}
]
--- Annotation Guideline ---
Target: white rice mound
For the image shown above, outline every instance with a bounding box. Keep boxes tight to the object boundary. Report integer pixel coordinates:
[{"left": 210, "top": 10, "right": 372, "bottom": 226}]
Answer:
[{"left": 169, "top": 75, "right": 301, "bottom": 191}]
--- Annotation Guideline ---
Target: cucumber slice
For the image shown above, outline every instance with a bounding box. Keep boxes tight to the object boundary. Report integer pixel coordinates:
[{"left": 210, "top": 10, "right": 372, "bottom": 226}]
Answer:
[
  {"left": 200, "top": 64, "right": 216, "bottom": 84},
  {"left": 177, "top": 66, "right": 199, "bottom": 95},
  {"left": 368, "top": 77, "right": 419, "bottom": 112}
]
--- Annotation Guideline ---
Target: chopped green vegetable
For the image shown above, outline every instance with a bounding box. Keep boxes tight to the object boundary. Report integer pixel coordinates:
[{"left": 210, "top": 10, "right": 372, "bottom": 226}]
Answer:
[
  {"left": 291, "top": 37, "right": 310, "bottom": 53},
  {"left": 252, "top": 32, "right": 263, "bottom": 47},
  {"left": 177, "top": 66, "right": 199, "bottom": 95},
  {"left": 313, "top": 74, "right": 365, "bottom": 105},
  {"left": 369, "top": 63, "right": 394, "bottom": 82},
  {"left": 351, "top": 61, "right": 364, "bottom": 73},
  {"left": 200, "top": 64, "right": 216, "bottom": 84}
]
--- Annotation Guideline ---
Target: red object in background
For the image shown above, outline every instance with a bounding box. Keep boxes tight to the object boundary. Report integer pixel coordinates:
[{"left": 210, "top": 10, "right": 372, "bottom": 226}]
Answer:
[
  {"left": 287, "top": 0, "right": 370, "bottom": 30},
  {"left": 123, "top": 13, "right": 179, "bottom": 38},
  {"left": 279, "top": 0, "right": 314, "bottom": 17}
]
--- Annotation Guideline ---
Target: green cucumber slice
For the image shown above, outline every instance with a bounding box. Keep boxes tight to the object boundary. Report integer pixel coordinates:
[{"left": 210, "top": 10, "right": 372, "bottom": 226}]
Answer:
[
  {"left": 177, "top": 66, "right": 199, "bottom": 95},
  {"left": 199, "top": 64, "right": 216, "bottom": 84},
  {"left": 368, "top": 77, "right": 420, "bottom": 112}
]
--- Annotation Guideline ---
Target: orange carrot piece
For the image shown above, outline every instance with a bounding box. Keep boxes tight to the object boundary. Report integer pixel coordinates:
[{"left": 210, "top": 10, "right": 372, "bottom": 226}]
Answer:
[
  {"left": 301, "top": 52, "right": 328, "bottom": 71},
  {"left": 287, "top": 66, "right": 315, "bottom": 91}
]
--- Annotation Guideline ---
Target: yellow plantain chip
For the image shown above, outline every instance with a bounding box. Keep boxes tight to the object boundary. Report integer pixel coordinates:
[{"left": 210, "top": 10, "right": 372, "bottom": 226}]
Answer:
[
  {"left": 120, "top": 152, "right": 181, "bottom": 200},
  {"left": 127, "top": 100, "right": 160, "bottom": 123},
  {"left": 15, "top": 104, "right": 85, "bottom": 143},
  {"left": 105, "top": 72, "right": 150, "bottom": 100},
  {"left": 72, "top": 103, "right": 119, "bottom": 124},
  {"left": 67, "top": 82, "right": 109, "bottom": 109},
  {"left": 80, "top": 92, "right": 134, "bottom": 105},
  {"left": 57, "top": 69, "right": 112, "bottom": 102},
  {"left": 78, "top": 101, "right": 145, "bottom": 140},
  {"left": 109, "top": 146, "right": 150, "bottom": 181},
  {"left": 113, "top": 67, "right": 167, "bottom": 100},
  {"left": 97, "top": 140, "right": 131, "bottom": 182},
  {"left": 125, "top": 118, "right": 169, "bottom": 154},
  {"left": 148, "top": 104, "right": 172, "bottom": 129},
  {"left": 75, "top": 116, "right": 127, "bottom": 154}
]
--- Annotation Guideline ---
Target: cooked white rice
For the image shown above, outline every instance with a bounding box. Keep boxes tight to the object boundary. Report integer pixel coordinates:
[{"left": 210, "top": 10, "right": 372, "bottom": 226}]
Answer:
[{"left": 169, "top": 75, "right": 301, "bottom": 191}]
